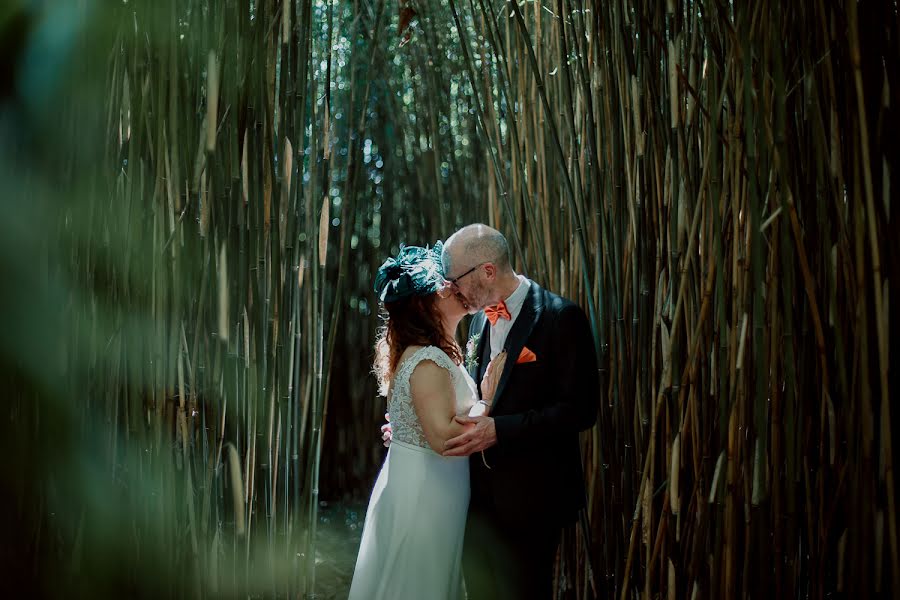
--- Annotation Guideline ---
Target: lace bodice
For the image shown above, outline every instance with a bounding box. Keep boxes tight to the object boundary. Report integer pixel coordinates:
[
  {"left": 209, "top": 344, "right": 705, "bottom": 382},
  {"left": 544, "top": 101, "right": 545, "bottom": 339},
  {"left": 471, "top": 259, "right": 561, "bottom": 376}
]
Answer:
[{"left": 388, "top": 346, "right": 477, "bottom": 450}]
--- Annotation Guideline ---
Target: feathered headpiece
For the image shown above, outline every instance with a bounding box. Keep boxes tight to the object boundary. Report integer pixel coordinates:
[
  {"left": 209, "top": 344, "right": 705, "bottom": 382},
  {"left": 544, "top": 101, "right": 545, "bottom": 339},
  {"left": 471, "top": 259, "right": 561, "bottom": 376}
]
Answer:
[{"left": 373, "top": 241, "right": 445, "bottom": 303}]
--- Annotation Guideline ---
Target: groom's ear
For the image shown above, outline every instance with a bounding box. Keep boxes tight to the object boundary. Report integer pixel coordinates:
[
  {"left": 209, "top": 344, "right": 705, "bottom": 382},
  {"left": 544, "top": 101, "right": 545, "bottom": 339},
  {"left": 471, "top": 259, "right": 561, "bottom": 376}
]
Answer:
[{"left": 483, "top": 263, "right": 497, "bottom": 280}]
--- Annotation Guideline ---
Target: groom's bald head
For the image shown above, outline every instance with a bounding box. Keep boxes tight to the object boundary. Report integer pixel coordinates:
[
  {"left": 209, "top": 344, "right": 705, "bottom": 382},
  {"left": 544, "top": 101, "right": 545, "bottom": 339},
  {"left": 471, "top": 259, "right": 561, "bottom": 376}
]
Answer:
[{"left": 443, "top": 224, "right": 511, "bottom": 277}]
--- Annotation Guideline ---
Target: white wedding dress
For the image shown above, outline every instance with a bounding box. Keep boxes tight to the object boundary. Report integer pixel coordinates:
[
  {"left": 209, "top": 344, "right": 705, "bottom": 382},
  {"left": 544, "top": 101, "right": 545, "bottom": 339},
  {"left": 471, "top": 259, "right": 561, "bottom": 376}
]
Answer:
[{"left": 349, "top": 346, "right": 477, "bottom": 600}]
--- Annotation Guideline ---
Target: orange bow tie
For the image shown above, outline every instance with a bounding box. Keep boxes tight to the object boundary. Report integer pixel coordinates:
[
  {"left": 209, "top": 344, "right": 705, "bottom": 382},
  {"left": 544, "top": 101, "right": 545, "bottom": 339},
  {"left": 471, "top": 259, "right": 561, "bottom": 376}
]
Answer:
[{"left": 484, "top": 300, "right": 511, "bottom": 325}]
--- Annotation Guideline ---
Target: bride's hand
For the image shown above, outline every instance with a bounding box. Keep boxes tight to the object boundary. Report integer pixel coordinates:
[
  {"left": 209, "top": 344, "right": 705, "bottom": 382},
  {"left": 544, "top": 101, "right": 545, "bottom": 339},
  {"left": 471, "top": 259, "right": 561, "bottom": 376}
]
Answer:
[
  {"left": 479, "top": 350, "right": 508, "bottom": 407},
  {"left": 381, "top": 412, "right": 392, "bottom": 447}
]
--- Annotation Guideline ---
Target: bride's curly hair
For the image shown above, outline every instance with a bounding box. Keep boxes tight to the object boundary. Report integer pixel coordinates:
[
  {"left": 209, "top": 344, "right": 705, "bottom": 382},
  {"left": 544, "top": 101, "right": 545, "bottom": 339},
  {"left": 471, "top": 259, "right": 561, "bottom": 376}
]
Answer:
[{"left": 373, "top": 293, "right": 462, "bottom": 397}]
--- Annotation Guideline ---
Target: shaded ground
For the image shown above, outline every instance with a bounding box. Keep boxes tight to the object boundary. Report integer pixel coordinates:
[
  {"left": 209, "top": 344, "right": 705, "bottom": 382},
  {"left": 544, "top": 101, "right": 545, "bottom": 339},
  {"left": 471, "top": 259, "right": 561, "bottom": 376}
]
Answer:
[{"left": 312, "top": 501, "right": 366, "bottom": 599}]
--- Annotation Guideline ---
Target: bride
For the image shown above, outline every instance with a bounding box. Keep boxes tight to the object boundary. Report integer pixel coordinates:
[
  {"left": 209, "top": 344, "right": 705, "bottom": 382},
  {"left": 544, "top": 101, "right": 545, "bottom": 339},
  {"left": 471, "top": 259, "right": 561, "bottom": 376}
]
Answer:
[{"left": 349, "top": 242, "right": 505, "bottom": 600}]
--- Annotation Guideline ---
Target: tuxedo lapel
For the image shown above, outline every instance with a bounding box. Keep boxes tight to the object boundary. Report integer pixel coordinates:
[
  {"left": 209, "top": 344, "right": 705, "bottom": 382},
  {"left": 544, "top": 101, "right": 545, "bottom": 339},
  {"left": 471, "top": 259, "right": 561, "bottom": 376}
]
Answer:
[
  {"left": 491, "top": 282, "right": 544, "bottom": 412},
  {"left": 477, "top": 325, "right": 492, "bottom": 383}
]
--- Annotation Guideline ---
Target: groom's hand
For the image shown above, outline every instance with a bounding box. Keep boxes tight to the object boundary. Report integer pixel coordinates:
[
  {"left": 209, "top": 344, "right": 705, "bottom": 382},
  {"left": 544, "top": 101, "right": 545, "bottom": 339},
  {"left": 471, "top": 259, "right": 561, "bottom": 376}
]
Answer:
[{"left": 442, "top": 416, "right": 496, "bottom": 456}]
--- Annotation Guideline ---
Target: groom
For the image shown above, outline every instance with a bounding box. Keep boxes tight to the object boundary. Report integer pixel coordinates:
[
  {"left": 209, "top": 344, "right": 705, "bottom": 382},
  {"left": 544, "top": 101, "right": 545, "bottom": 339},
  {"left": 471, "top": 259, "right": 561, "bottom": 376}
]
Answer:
[{"left": 440, "top": 224, "right": 598, "bottom": 600}]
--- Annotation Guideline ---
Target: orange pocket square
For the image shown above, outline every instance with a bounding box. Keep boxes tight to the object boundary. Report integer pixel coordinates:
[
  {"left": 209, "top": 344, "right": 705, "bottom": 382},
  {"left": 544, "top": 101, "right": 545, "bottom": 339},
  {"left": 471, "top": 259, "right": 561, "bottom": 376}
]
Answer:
[{"left": 516, "top": 347, "right": 537, "bottom": 364}]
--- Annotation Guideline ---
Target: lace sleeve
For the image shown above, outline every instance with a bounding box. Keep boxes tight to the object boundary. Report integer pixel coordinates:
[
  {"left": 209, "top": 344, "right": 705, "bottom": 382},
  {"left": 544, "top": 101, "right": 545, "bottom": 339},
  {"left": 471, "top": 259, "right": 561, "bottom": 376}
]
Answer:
[{"left": 408, "top": 346, "right": 457, "bottom": 373}]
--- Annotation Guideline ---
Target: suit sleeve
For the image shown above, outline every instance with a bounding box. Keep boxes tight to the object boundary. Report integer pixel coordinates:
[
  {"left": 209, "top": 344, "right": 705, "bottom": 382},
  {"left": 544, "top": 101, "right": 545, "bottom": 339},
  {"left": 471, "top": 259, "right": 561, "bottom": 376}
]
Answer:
[{"left": 492, "top": 303, "right": 599, "bottom": 444}]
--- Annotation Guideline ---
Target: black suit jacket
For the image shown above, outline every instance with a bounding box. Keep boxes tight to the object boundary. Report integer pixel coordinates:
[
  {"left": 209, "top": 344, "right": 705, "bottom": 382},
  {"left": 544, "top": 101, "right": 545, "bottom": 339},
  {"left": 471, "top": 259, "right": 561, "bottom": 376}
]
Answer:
[{"left": 467, "top": 281, "right": 599, "bottom": 529}]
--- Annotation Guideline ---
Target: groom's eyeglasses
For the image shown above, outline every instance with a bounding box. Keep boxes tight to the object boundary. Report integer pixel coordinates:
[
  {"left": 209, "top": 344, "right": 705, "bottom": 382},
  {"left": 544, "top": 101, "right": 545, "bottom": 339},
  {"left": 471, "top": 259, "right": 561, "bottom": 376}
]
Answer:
[{"left": 446, "top": 262, "right": 486, "bottom": 286}]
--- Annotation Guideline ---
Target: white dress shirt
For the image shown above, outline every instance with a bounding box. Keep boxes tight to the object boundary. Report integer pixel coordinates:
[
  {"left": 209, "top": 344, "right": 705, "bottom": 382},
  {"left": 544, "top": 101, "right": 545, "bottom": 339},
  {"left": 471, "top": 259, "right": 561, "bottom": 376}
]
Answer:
[{"left": 489, "top": 275, "right": 531, "bottom": 360}]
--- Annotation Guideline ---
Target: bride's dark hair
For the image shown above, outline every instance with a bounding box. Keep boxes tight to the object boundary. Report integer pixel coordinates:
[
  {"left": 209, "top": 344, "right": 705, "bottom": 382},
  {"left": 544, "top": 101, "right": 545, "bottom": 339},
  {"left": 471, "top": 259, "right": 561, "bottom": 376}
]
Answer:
[{"left": 373, "top": 293, "right": 462, "bottom": 397}]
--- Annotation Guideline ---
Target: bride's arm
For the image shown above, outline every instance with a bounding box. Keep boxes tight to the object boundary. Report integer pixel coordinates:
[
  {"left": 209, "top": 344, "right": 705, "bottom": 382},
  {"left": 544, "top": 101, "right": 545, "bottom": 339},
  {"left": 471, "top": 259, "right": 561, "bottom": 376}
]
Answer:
[{"left": 409, "top": 361, "right": 472, "bottom": 454}]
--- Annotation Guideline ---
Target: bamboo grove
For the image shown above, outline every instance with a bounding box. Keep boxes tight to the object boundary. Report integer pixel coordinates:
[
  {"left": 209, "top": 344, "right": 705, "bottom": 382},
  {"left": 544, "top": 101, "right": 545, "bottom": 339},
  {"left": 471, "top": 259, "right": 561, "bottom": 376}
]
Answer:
[{"left": 0, "top": 0, "right": 896, "bottom": 598}]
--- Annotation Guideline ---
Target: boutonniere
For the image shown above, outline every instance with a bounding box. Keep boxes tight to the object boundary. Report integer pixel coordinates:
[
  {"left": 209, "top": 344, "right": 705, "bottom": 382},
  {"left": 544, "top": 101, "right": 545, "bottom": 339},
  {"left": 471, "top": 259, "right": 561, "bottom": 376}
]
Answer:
[{"left": 464, "top": 332, "right": 481, "bottom": 371}]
